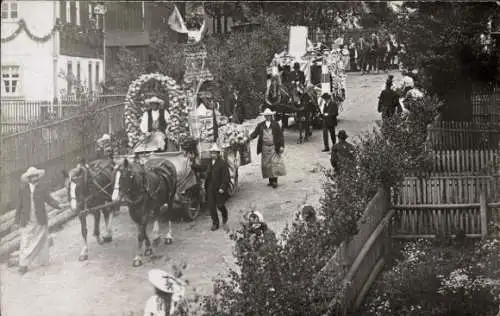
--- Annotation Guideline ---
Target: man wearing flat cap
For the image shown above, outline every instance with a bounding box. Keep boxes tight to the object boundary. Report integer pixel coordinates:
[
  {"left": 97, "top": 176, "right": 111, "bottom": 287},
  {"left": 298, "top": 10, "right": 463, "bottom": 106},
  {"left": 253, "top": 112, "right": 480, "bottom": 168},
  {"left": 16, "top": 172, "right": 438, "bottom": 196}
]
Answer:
[
  {"left": 14, "top": 166, "right": 63, "bottom": 274},
  {"left": 331, "top": 130, "right": 356, "bottom": 174},
  {"left": 320, "top": 93, "right": 340, "bottom": 152}
]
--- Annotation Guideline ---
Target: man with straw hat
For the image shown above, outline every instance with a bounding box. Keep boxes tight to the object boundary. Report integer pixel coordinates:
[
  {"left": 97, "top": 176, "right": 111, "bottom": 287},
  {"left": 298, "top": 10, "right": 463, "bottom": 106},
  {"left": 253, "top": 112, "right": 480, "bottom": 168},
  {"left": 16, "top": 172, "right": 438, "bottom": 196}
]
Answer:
[
  {"left": 205, "top": 143, "right": 231, "bottom": 232},
  {"left": 14, "top": 166, "right": 63, "bottom": 274},
  {"left": 249, "top": 108, "right": 286, "bottom": 188},
  {"left": 144, "top": 269, "right": 186, "bottom": 316}
]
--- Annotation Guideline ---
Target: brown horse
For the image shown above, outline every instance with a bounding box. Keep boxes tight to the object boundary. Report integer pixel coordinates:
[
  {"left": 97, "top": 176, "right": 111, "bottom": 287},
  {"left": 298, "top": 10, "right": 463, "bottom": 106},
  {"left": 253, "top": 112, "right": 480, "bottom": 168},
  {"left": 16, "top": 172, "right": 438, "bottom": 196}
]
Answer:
[
  {"left": 65, "top": 159, "right": 118, "bottom": 261},
  {"left": 296, "top": 87, "right": 319, "bottom": 144},
  {"left": 266, "top": 74, "right": 303, "bottom": 132},
  {"left": 112, "top": 158, "right": 177, "bottom": 267}
]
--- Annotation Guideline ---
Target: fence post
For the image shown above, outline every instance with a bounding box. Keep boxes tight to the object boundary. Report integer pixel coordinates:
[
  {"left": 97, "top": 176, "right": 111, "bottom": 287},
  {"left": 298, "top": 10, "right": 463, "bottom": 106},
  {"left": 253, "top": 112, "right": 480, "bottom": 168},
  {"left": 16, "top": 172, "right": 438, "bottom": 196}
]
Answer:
[{"left": 480, "top": 190, "right": 488, "bottom": 238}]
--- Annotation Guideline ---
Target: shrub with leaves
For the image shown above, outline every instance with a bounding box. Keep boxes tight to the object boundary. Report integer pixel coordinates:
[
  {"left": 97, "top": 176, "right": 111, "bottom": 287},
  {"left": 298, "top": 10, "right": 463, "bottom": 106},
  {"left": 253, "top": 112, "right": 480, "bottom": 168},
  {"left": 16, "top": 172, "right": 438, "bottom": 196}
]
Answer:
[
  {"left": 173, "top": 209, "right": 347, "bottom": 316},
  {"left": 320, "top": 93, "right": 440, "bottom": 242},
  {"left": 361, "top": 237, "right": 500, "bottom": 316}
]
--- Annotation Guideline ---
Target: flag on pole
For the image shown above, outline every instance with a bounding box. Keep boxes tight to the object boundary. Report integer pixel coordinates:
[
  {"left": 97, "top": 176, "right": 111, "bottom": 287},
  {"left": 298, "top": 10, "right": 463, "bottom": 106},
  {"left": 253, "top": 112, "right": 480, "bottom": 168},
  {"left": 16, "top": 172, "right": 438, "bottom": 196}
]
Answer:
[{"left": 168, "top": 5, "right": 188, "bottom": 34}]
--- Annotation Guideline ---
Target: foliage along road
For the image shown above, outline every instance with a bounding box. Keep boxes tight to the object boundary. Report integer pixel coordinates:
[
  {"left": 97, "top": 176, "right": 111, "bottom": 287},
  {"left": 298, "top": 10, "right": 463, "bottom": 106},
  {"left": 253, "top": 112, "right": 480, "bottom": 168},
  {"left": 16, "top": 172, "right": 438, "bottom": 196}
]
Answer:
[{"left": 1, "top": 72, "right": 398, "bottom": 316}]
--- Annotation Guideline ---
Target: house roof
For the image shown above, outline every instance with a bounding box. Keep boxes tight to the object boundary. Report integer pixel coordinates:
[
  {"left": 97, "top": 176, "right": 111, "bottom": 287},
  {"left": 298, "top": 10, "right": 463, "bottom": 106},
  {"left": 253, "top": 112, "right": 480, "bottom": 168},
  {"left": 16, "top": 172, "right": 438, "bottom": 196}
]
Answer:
[{"left": 106, "top": 31, "right": 150, "bottom": 47}]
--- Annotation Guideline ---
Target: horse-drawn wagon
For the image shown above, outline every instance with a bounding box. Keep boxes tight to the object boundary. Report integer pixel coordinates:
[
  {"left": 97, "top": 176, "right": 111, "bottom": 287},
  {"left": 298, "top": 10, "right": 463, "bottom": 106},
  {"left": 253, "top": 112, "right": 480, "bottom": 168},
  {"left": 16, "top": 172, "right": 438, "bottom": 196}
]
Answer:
[
  {"left": 265, "top": 34, "right": 347, "bottom": 142},
  {"left": 114, "top": 72, "right": 250, "bottom": 223}
]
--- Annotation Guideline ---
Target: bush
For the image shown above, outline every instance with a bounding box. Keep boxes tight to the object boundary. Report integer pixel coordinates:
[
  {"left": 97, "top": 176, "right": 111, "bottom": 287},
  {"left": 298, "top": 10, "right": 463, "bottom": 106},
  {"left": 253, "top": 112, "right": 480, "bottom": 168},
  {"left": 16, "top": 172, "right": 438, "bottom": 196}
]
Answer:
[
  {"left": 171, "top": 208, "right": 348, "bottom": 316},
  {"left": 320, "top": 94, "right": 441, "bottom": 240},
  {"left": 361, "top": 238, "right": 500, "bottom": 316}
]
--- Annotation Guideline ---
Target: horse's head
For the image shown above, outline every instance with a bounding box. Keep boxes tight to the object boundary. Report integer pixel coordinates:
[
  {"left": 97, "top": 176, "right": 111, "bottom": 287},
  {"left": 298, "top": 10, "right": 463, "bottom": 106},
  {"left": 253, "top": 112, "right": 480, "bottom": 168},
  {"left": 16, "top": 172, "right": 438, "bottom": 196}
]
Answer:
[
  {"left": 112, "top": 159, "right": 144, "bottom": 203},
  {"left": 64, "top": 166, "right": 89, "bottom": 212}
]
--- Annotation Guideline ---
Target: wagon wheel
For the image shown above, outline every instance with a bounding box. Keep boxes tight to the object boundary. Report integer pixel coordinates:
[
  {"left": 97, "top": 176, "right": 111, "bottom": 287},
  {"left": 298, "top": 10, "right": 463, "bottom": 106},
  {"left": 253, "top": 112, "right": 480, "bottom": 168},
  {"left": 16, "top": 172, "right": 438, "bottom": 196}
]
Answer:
[{"left": 183, "top": 186, "right": 202, "bottom": 222}]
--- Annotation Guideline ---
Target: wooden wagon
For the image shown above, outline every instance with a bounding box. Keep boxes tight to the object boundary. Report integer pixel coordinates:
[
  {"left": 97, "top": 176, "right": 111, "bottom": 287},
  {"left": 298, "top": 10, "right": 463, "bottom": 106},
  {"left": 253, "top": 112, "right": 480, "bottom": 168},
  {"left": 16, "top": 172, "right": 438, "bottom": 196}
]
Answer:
[{"left": 114, "top": 150, "right": 203, "bottom": 221}]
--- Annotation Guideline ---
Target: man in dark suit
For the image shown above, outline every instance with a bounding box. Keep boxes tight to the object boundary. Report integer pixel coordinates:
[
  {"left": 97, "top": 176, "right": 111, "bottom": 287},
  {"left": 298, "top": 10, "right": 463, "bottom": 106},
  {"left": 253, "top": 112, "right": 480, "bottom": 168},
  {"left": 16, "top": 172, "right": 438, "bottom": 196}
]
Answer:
[
  {"left": 331, "top": 130, "right": 356, "bottom": 174},
  {"left": 14, "top": 166, "right": 63, "bottom": 274},
  {"left": 224, "top": 87, "right": 245, "bottom": 124},
  {"left": 205, "top": 144, "right": 231, "bottom": 232},
  {"left": 290, "top": 62, "right": 306, "bottom": 87},
  {"left": 378, "top": 75, "right": 401, "bottom": 120},
  {"left": 321, "top": 93, "right": 339, "bottom": 152}
]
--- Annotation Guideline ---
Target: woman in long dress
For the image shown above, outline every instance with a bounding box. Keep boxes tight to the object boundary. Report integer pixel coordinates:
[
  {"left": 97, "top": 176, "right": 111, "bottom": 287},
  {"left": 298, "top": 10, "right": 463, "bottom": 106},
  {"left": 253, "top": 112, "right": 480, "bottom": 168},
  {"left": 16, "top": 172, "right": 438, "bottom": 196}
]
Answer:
[
  {"left": 15, "top": 167, "right": 63, "bottom": 274},
  {"left": 249, "top": 108, "right": 286, "bottom": 188}
]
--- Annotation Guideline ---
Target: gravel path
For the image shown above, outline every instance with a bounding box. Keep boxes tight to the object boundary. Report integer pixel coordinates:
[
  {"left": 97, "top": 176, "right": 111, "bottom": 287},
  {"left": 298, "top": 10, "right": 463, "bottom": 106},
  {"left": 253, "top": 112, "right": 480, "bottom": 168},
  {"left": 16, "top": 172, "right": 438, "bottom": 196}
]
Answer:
[{"left": 0, "top": 72, "right": 398, "bottom": 316}]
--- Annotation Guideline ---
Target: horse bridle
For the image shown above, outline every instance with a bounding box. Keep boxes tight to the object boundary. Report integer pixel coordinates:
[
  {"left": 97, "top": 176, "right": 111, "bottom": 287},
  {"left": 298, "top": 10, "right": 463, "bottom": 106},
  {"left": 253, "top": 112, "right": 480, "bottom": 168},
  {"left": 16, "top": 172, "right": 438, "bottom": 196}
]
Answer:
[{"left": 117, "top": 163, "right": 162, "bottom": 206}]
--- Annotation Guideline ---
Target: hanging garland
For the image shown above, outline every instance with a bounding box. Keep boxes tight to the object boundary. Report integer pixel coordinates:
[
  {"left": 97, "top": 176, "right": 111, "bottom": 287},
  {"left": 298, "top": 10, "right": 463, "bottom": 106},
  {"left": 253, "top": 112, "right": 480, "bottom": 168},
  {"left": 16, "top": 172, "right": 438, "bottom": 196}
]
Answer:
[
  {"left": 1, "top": 18, "right": 63, "bottom": 43},
  {"left": 125, "top": 73, "right": 190, "bottom": 149}
]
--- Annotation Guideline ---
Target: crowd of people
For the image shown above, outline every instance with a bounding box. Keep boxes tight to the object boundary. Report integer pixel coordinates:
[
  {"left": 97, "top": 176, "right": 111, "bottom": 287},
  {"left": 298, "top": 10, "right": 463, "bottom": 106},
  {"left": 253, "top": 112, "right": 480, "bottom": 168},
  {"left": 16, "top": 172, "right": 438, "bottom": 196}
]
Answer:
[{"left": 328, "top": 32, "right": 405, "bottom": 74}]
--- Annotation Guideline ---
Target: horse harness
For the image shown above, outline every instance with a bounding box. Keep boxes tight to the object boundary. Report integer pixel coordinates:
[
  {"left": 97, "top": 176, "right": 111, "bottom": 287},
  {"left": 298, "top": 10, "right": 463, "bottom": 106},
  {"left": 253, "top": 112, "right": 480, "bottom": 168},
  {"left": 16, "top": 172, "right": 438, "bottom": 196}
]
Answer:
[
  {"left": 122, "top": 163, "right": 164, "bottom": 206},
  {"left": 72, "top": 163, "right": 116, "bottom": 215}
]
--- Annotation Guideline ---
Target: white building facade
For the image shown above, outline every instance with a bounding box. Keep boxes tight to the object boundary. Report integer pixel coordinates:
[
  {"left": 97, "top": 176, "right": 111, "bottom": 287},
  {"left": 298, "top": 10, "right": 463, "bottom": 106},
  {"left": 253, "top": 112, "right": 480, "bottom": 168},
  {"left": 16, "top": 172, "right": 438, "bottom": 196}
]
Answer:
[{"left": 1, "top": 0, "right": 104, "bottom": 104}]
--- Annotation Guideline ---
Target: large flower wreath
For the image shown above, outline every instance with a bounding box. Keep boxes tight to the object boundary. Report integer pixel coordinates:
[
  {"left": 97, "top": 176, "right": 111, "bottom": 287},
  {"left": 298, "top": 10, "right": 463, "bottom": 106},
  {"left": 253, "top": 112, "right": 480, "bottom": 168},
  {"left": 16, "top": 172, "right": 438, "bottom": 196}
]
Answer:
[{"left": 124, "top": 73, "right": 190, "bottom": 148}]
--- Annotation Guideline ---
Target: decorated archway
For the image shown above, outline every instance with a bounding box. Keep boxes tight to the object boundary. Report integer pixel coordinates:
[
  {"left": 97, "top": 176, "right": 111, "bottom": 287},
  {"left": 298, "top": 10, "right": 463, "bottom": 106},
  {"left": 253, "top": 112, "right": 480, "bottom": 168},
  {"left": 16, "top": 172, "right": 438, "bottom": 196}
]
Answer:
[{"left": 124, "top": 73, "right": 190, "bottom": 148}]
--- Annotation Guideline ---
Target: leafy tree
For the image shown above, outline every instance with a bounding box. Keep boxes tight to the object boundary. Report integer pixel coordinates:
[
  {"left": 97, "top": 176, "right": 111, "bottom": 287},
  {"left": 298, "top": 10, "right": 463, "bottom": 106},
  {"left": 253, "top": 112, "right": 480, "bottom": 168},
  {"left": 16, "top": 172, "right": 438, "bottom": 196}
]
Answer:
[
  {"left": 204, "top": 14, "right": 288, "bottom": 118},
  {"left": 146, "top": 30, "right": 185, "bottom": 83},
  {"left": 105, "top": 47, "right": 145, "bottom": 93},
  {"left": 393, "top": 2, "right": 498, "bottom": 120}
]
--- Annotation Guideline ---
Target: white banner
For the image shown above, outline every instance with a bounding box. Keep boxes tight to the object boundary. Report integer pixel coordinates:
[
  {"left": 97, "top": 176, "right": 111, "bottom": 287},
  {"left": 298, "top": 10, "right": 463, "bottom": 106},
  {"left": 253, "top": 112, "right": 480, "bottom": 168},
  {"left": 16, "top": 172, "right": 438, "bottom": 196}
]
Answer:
[{"left": 288, "top": 26, "right": 308, "bottom": 59}]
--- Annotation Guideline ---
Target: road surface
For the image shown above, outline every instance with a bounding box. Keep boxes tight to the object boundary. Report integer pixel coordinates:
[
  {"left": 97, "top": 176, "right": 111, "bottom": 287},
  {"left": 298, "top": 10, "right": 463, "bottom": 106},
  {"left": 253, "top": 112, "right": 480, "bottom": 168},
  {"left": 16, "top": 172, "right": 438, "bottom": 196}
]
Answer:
[{"left": 1, "top": 72, "right": 397, "bottom": 316}]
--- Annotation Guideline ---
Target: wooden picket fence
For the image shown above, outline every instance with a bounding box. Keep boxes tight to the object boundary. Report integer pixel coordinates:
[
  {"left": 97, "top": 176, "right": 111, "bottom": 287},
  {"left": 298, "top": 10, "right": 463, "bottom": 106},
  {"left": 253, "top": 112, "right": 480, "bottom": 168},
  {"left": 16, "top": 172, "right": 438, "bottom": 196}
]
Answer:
[
  {"left": 471, "top": 85, "right": 500, "bottom": 125},
  {"left": 0, "top": 101, "right": 125, "bottom": 214},
  {"left": 429, "top": 149, "right": 498, "bottom": 174},
  {"left": 427, "top": 120, "right": 500, "bottom": 150},
  {"left": 391, "top": 175, "right": 500, "bottom": 238},
  {"left": 0, "top": 95, "right": 124, "bottom": 136},
  {"left": 317, "top": 187, "right": 393, "bottom": 315}
]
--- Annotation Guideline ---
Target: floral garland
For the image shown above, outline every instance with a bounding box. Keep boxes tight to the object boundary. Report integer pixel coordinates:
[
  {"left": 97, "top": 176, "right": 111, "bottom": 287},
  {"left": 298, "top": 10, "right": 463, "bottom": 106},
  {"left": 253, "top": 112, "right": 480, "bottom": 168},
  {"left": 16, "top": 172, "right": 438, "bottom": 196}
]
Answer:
[
  {"left": 1, "top": 18, "right": 63, "bottom": 43},
  {"left": 219, "top": 123, "right": 249, "bottom": 151},
  {"left": 124, "top": 73, "right": 190, "bottom": 149}
]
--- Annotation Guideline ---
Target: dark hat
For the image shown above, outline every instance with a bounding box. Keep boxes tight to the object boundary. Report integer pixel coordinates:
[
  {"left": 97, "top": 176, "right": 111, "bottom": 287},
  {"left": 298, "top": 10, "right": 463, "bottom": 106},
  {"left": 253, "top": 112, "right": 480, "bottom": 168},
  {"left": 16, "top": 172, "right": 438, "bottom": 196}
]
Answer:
[
  {"left": 385, "top": 75, "right": 394, "bottom": 86},
  {"left": 338, "top": 130, "right": 348, "bottom": 140},
  {"left": 321, "top": 93, "right": 331, "bottom": 99},
  {"left": 293, "top": 62, "right": 300, "bottom": 69}
]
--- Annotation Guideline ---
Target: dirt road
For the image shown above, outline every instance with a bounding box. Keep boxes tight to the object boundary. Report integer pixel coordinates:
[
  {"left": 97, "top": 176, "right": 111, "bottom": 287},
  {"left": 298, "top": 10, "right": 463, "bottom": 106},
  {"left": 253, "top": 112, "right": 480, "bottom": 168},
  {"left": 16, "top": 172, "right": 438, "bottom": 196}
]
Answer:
[{"left": 1, "top": 72, "right": 396, "bottom": 316}]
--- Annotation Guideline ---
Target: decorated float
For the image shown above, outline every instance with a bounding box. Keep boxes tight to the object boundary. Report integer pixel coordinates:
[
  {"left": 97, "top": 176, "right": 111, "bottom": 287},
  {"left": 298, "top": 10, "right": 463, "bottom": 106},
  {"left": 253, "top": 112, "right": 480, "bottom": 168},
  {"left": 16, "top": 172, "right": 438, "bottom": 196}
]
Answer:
[
  {"left": 184, "top": 41, "right": 251, "bottom": 197},
  {"left": 113, "top": 4, "right": 252, "bottom": 220},
  {"left": 111, "top": 72, "right": 204, "bottom": 221},
  {"left": 265, "top": 26, "right": 347, "bottom": 127}
]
